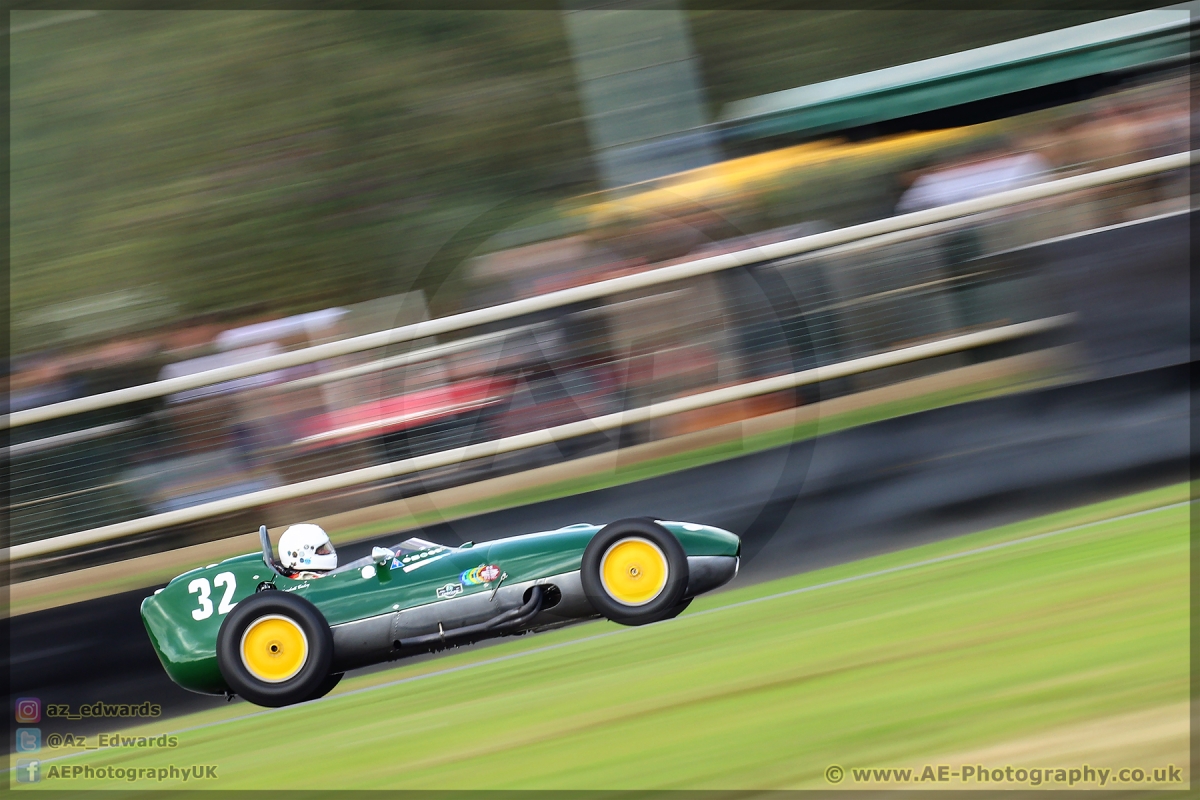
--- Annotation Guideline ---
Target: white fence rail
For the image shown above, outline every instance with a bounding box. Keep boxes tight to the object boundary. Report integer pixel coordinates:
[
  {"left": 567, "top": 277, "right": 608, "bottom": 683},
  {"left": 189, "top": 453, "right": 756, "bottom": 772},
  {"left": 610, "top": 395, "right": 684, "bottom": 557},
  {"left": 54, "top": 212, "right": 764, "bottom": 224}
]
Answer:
[
  {"left": 7, "top": 315, "right": 1070, "bottom": 561},
  {"left": 6, "top": 150, "right": 1187, "bottom": 430}
]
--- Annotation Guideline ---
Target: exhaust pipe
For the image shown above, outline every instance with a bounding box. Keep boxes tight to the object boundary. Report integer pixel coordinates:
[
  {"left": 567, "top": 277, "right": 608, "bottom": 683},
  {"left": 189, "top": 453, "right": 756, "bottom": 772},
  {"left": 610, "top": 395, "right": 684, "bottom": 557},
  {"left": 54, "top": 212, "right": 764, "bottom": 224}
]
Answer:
[{"left": 394, "top": 585, "right": 546, "bottom": 653}]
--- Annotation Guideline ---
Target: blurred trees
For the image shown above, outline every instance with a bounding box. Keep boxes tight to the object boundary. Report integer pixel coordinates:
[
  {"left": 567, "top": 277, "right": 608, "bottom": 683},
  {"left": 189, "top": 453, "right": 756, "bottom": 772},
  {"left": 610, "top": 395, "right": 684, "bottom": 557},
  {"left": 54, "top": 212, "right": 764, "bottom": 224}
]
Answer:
[
  {"left": 11, "top": 9, "right": 1113, "bottom": 354},
  {"left": 12, "top": 11, "right": 589, "bottom": 352}
]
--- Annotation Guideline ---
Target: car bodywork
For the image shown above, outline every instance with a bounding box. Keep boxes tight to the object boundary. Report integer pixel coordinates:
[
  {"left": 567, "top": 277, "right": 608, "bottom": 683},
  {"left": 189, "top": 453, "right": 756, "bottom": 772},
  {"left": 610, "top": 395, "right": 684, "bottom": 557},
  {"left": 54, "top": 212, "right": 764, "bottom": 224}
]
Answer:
[{"left": 142, "top": 521, "right": 739, "bottom": 696}]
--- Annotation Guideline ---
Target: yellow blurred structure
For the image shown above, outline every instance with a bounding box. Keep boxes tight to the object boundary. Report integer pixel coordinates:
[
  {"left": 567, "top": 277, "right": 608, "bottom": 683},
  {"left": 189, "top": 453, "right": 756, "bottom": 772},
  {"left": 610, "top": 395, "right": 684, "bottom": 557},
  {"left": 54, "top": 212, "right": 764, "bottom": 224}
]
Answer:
[{"left": 572, "top": 125, "right": 988, "bottom": 226}]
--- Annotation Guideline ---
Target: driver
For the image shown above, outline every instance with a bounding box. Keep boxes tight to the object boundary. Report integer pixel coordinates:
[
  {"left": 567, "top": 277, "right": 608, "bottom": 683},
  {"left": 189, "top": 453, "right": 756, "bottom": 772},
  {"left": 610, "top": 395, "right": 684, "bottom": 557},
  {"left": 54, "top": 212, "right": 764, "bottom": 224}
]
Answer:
[{"left": 278, "top": 523, "right": 338, "bottom": 579}]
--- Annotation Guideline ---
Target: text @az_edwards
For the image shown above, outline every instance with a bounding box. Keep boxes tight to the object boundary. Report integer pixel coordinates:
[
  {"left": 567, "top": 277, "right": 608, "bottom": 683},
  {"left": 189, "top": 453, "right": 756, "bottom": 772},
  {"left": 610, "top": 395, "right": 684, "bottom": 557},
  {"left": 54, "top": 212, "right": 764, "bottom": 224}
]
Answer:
[
  {"left": 45, "top": 732, "right": 178, "bottom": 749},
  {"left": 824, "top": 763, "right": 1185, "bottom": 787}
]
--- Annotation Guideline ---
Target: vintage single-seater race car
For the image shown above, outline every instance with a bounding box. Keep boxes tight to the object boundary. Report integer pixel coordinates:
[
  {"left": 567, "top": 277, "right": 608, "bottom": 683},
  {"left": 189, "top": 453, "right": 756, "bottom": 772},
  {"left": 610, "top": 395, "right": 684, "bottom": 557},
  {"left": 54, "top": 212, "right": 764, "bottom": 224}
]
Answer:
[{"left": 141, "top": 518, "right": 740, "bottom": 707}]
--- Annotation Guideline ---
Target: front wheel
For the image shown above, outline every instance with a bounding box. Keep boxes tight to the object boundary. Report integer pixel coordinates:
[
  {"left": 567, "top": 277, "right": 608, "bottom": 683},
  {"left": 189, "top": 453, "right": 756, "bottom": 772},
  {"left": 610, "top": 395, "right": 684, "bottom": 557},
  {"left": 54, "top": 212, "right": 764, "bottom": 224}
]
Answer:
[
  {"left": 216, "top": 591, "right": 333, "bottom": 708},
  {"left": 581, "top": 519, "right": 689, "bottom": 626}
]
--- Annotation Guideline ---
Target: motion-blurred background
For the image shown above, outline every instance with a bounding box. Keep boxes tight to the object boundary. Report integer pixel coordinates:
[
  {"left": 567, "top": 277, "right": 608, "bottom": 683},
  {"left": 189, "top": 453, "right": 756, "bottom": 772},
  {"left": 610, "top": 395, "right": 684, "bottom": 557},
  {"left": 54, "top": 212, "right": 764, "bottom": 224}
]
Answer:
[{"left": 5, "top": 4, "right": 1192, "bottom": 734}]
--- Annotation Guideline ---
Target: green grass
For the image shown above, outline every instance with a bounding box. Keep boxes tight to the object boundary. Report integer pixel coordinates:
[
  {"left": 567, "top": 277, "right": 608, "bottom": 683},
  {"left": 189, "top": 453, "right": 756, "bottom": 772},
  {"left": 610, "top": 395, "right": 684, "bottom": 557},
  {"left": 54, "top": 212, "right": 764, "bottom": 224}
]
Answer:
[{"left": 16, "top": 483, "right": 1187, "bottom": 790}]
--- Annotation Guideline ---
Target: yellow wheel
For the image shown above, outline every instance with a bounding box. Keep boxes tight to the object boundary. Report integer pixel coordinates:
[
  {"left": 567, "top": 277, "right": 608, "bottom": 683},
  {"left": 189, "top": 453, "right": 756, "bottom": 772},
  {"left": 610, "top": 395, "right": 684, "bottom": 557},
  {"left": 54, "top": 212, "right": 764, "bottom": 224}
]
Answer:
[
  {"left": 599, "top": 537, "right": 669, "bottom": 606},
  {"left": 239, "top": 614, "right": 309, "bottom": 683},
  {"left": 219, "top": 591, "right": 333, "bottom": 707}
]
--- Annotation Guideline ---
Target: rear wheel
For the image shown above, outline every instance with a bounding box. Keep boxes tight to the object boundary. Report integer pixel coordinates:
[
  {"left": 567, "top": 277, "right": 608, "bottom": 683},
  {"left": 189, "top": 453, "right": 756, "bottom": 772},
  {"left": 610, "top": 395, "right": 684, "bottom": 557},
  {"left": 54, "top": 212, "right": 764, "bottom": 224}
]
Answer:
[
  {"left": 662, "top": 597, "right": 693, "bottom": 620},
  {"left": 305, "top": 672, "right": 344, "bottom": 701},
  {"left": 217, "top": 592, "right": 333, "bottom": 708},
  {"left": 581, "top": 519, "right": 689, "bottom": 626}
]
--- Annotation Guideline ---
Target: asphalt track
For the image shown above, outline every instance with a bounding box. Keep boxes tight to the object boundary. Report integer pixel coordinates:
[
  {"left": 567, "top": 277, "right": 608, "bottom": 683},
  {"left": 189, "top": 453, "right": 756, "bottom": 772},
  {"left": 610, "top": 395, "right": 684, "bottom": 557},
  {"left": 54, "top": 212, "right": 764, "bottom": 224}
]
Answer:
[{"left": 5, "top": 210, "right": 1190, "bottom": 735}]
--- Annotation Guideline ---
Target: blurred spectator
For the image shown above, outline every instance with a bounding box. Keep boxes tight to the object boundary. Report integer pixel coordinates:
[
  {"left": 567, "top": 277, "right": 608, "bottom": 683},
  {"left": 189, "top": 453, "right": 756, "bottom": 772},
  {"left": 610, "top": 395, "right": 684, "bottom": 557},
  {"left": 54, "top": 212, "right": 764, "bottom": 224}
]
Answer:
[
  {"left": 893, "top": 141, "right": 1048, "bottom": 335},
  {"left": 895, "top": 144, "right": 1050, "bottom": 214},
  {"left": 1060, "top": 76, "right": 1188, "bottom": 224},
  {"left": 215, "top": 309, "right": 347, "bottom": 351}
]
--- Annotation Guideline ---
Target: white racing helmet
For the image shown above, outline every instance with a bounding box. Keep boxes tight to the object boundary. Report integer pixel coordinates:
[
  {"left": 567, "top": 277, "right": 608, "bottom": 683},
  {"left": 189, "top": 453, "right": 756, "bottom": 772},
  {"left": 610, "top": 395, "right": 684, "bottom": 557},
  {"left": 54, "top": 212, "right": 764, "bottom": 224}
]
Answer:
[{"left": 278, "top": 523, "right": 337, "bottom": 572}]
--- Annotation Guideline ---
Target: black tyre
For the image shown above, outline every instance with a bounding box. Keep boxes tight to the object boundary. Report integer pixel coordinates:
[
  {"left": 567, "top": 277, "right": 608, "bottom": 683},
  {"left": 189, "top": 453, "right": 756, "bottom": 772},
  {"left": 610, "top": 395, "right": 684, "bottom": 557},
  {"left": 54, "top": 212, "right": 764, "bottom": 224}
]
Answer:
[
  {"left": 581, "top": 518, "right": 689, "bottom": 626},
  {"left": 217, "top": 591, "right": 333, "bottom": 708},
  {"left": 662, "top": 597, "right": 693, "bottom": 620},
  {"left": 305, "top": 672, "right": 344, "bottom": 702}
]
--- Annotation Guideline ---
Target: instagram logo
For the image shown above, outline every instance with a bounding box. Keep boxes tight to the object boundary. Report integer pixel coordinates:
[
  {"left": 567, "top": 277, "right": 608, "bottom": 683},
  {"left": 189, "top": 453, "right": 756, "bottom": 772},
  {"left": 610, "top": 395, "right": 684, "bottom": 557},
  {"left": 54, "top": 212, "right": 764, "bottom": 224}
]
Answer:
[{"left": 15, "top": 698, "right": 40, "bottom": 724}]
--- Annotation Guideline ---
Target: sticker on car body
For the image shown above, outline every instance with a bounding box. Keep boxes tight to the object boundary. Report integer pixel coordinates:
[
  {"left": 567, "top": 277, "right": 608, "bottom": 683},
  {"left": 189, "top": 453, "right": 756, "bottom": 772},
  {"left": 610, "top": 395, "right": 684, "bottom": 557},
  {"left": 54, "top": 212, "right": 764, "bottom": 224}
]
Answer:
[
  {"left": 399, "top": 548, "right": 450, "bottom": 573},
  {"left": 436, "top": 583, "right": 463, "bottom": 599},
  {"left": 461, "top": 564, "right": 501, "bottom": 585}
]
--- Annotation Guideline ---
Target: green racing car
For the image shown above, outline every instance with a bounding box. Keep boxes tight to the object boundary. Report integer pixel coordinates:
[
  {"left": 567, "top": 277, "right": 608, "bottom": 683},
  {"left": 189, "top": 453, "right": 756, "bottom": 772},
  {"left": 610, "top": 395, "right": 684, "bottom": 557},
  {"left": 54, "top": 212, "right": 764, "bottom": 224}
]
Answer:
[{"left": 141, "top": 518, "right": 740, "bottom": 707}]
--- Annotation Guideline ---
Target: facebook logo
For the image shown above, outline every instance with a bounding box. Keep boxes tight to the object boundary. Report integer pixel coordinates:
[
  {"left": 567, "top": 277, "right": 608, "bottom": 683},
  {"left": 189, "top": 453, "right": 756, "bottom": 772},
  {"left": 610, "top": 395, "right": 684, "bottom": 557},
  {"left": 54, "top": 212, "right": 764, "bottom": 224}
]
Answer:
[
  {"left": 15, "top": 728, "right": 40, "bottom": 753},
  {"left": 15, "top": 759, "right": 40, "bottom": 783}
]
